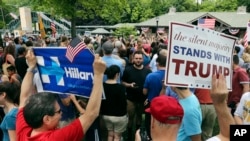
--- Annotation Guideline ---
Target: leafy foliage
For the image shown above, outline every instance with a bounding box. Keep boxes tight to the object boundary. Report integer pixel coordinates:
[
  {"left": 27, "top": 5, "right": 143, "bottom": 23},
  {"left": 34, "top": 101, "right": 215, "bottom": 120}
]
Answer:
[
  {"left": 113, "top": 26, "right": 137, "bottom": 38},
  {"left": 1, "top": 0, "right": 250, "bottom": 36}
]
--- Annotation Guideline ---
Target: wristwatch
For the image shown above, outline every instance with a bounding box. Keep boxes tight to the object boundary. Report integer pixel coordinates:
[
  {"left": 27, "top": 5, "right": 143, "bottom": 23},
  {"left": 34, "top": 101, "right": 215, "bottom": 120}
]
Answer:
[{"left": 27, "top": 68, "right": 37, "bottom": 74}]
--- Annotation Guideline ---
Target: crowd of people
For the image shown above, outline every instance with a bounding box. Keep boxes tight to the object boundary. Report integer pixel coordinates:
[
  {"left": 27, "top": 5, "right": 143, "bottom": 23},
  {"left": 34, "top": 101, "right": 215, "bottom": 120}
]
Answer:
[{"left": 0, "top": 31, "right": 249, "bottom": 141}]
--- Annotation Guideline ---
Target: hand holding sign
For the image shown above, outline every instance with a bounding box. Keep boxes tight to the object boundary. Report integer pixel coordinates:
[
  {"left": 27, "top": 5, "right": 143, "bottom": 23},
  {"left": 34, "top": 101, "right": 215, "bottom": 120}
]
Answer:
[
  {"left": 26, "top": 49, "right": 37, "bottom": 69},
  {"left": 93, "top": 54, "right": 106, "bottom": 76},
  {"left": 210, "top": 74, "right": 228, "bottom": 104},
  {"left": 165, "top": 22, "right": 236, "bottom": 89}
]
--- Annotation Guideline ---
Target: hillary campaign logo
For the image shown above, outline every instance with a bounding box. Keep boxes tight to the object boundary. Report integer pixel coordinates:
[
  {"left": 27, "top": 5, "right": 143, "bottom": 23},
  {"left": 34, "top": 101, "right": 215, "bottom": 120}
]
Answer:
[{"left": 33, "top": 45, "right": 98, "bottom": 98}]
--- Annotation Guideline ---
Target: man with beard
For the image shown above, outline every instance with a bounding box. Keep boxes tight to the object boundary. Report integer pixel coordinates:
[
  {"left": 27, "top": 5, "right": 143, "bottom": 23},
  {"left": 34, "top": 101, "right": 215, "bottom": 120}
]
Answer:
[{"left": 122, "top": 51, "right": 151, "bottom": 141}]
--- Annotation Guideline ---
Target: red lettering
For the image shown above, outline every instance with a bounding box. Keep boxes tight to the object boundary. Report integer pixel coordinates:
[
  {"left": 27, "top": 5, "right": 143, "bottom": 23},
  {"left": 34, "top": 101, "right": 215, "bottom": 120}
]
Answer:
[
  {"left": 172, "top": 59, "right": 229, "bottom": 78},
  {"left": 212, "top": 65, "right": 223, "bottom": 75},
  {"left": 199, "top": 63, "right": 210, "bottom": 78},
  {"left": 172, "top": 59, "right": 185, "bottom": 75},
  {"left": 223, "top": 67, "right": 229, "bottom": 76},
  {"left": 185, "top": 61, "right": 197, "bottom": 76}
]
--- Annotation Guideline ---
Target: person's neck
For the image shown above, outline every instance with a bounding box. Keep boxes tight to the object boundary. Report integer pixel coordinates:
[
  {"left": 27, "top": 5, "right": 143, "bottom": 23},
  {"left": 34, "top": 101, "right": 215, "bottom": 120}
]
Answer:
[
  {"left": 18, "top": 54, "right": 25, "bottom": 58},
  {"left": 3, "top": 102, "right": 17, "bottom": 113},
  {"left": 157, "top": 66, "right": 165, "bottom": 70},
  {"left": 105, "top": 79, "right": 117, "bottom": 84},
  {"left": 104, "top": 54, "right": 112, "bottom": 56},
  {"left": 133, "top": 64, "right": 143, "bottom": 70},
  {"left": 152, "top": 126, "right": 179, "bottom": 141},
  {"left": 176, "top": 89, "right": 192, "bottom": 99},
  {"left": 31, "top": 127, "right": 50, "bottom": 137},
  {"left": 233, "top": 65, "right": 239, "bottom": 70}
]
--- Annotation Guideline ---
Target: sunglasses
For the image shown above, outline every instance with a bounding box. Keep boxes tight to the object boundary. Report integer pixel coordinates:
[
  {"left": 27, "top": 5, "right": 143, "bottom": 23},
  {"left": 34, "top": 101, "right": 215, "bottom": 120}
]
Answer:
[{"left": 54, "top": 109, "right": 62, "bottom": 114}]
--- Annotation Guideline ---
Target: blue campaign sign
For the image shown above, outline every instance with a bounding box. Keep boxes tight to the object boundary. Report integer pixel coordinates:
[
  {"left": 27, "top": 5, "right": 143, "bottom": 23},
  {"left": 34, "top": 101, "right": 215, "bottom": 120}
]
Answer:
[{"left": 33, "top": 47, "right": 103, "bottom": 98}]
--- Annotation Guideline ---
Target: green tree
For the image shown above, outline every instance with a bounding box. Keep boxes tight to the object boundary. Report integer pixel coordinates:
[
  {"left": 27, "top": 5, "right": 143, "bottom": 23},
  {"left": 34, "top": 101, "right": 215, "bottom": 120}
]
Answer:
[
  {"left": 238, "top": 0, "right": 250, "bottom": 12},
  {"left": 4, "top": 0, "right": 126, "bottom": 37},
  {"left": 199, "top": 0, "right": 238, "bottom": 12},
  {"left": 113, "top": 26, "right": 137, "bottom": 38}
]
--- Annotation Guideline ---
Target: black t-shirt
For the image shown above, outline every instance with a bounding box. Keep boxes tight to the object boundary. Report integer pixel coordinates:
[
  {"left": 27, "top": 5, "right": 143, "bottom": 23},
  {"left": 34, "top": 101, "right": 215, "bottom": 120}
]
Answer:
[
  {"left": 15, "top": 57, "right": 28, "bottom": 79},
  {"left": 122, "top": 65, "right": 151, "bottom": 102},
  {"left": 101, "top": 83, "right": 127, "bottom": 116}
]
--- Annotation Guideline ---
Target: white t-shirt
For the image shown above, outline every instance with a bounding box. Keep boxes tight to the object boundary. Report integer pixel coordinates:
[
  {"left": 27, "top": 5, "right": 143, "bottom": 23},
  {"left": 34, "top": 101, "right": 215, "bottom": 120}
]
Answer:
[
  {"left": 234, "top": 92, "right": 250, "bottom": 124},
  {"left": 206, "top": 136, "right": 221, "bottom": 141}
]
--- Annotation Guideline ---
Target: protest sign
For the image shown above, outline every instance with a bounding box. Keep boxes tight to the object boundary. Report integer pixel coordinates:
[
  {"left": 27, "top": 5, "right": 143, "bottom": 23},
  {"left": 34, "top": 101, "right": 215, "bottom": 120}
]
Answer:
[
  {"left": 33, "top": 47, "right": 105, "bottom": 98},
  {"left": 165, "top": 22, "right": 237, "bottom": 90}
]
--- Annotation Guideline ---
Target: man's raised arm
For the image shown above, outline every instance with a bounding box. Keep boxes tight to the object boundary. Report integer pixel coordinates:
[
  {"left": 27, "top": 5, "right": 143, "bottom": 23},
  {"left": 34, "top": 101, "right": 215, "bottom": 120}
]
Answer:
[
  {"left": 78, "top": 54, "right": 106, "bottom": 134},
  {"left": 19, "top": 49, "right": 37, "bottom": 109},
  {"left": 210, "top": 74, "right": 235, "bottom": 140}
]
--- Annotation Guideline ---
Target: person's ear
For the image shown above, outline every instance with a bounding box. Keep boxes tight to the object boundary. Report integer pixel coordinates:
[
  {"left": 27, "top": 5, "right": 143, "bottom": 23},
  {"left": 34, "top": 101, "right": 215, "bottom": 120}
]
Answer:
[
  {"left": 43, "top": 115, "right": 51, "bottom": 125},
  {"left": 0, "top": 92, "right": 6, "bottom": 98}
]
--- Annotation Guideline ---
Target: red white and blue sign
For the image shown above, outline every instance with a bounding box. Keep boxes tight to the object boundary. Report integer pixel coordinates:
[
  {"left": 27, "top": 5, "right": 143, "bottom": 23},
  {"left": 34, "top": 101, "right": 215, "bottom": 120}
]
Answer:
[
  {"left": 33, "top": 47, "right": 104, "bottom": 98},
  {"left": 165, "top": 22, "right": 236, "bottom": 89}
]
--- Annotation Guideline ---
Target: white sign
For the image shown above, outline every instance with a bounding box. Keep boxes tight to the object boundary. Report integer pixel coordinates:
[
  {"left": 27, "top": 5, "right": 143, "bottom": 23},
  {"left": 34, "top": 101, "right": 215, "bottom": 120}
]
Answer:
[
  {"left": 19, "top": 7, "right": 33, "bottom": 32},
  {"left": 165, "top": 22, "right": 236, "bottom": 90}
]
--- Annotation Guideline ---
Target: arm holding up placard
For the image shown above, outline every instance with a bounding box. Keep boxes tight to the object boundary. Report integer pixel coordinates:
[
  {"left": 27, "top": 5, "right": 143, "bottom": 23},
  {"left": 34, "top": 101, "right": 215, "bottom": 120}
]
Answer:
[{"left": 207, "top": 74, "right": 235, "bottom": 141}]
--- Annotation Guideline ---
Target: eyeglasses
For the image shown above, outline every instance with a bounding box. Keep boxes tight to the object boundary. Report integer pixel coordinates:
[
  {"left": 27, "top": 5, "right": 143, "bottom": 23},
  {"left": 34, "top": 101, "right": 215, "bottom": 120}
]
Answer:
[{"left": 54, "top": 109, "right": 62, "bottom": 114}]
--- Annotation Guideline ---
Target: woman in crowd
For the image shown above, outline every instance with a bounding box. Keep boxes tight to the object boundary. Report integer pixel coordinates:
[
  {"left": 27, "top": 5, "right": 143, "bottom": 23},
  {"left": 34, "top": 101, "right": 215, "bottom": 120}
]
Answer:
[
  {"left": 101, "top": 65, "right": 128, "bottom": 141},
  {"left": 2, "top": 44, "right": 16, "bottom": 76},
  {"left": 0, "top": 81, "right": 20, "bottom": 141}
]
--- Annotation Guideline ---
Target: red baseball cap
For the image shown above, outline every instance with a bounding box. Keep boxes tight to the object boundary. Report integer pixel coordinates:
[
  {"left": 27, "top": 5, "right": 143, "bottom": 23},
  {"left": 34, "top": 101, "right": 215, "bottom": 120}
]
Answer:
[{"left": 145, "top": 95, "right": 184, "bottom": 124}]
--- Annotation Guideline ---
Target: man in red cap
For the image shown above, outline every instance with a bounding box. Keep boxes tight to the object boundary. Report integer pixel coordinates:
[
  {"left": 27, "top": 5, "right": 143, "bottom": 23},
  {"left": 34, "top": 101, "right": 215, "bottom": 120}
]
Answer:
[{"left": 136, "top": 95, "right": 184, "bottom": 141}]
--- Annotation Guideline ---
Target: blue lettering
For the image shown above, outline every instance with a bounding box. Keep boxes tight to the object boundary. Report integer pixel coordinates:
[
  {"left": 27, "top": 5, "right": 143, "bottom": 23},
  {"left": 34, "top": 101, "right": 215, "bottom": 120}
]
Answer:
[
  {"left": 207, "top": 52, "right": 211, "bottom": 59},
  {"left": 193, "top": 49, "right": 200, "bottom": 57},
  {"left": 180, "top": 46, "right": 187, "bottom": 55},
  {"left": 200, "top": 50, "right": 206, "bottom": 58},
  {"left": 186, "top": 48, "right": 193, "bottom": 56},
  {"left": 214, "top": 53, "right": 230, "bottom": 64},
  {"left": 173, "top": 46, "right": 179, "bottom": 54}
]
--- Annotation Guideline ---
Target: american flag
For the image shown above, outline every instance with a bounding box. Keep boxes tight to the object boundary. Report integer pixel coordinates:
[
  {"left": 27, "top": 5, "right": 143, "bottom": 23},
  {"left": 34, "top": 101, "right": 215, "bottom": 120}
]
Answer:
[
  {"left": 245, "top": 21, "right": 250, "bottom": 47},
  {"left": 198, "top": 18, "right": 216, "bottom": 29},
  {"left": 66, "top": 37, "right": 86, "bottom": 62},
  {"left": 51, "top": 21, "right": 56, "bottom": 37},
  {"left": 244, "top": 32, "right": 248, "bottom": 48}
]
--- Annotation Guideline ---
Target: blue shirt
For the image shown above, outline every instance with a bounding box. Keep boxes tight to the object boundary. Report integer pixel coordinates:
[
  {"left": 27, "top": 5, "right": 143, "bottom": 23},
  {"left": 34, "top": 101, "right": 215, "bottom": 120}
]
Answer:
[
  {"left": 102, "top": 55, "right": 124, "bottom": 83},
  {"left": 143, "top": 70, "right": 165, "bottom": 101},
  {"left": 57, "top": 94, "right": 76, "bottom": 121},
  {"left": 177, "top": 94, "right": 202, "bottom": 141},
  {"left": 0, "top": 108, "right": 18, "bottom": 141},
  {"left": 166, "top": 87, "right": 196, "bottom": 100}
]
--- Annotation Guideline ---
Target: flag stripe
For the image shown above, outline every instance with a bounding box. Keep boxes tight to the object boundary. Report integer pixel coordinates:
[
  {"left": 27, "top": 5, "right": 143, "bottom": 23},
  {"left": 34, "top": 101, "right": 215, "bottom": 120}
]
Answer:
[
  {"left": 66, "top": 37, "right": 86, "bottom": 62},
  {"left": 244, "top": 32, "right": 248, "bottom": 47},
  {"left": 198, "top": 18, "right": 216, "bottom": 29}
]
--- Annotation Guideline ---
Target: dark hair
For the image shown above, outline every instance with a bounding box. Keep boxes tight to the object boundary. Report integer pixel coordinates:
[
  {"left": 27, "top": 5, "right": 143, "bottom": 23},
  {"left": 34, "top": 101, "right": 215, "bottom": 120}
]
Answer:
[
  {"left": 234, "top": 46, "right": 241, "bottom": 54},
  {"left": 23, "top": 93, "right": 57, "bottom": 129},
  {"left": 133, "top": 50, "right": 144, "bottom": 57},
  {"left": 61, "top": 36, "right": 68, "bottom": 42},
  {"left": 0, "top": 81, "right": 20, "bottom": 104},
  {"left": 84, "top": 37, "right": 91, "bottom": 44},
  {"left": 14, "top": 37, "right": 20, "bottom": 44},
  {"left": 17, "top": 47, "right": 27, "bottom": 55},
  {"left": 25, "top": 41, "right": 33, "bottom": 47},
  {"left": 118, "top": 47, "right": 127, "bottom": 58},
  {"left": 156, "top": 53, "right": 167, "bottom": 67},
  {"left": 7, "top": 65, "right": 16, "bottom": 72},
  {"left": 3, "top": 44, "right": 16, "bottom": 61},
  {"left": 158, "top": 43, "right": 167, "bottom": 50},
  {"left": 105, "top": 65, "right": 120, "bottom": 79},
  {"left": 233, "top": 54, "right": 239, "bottom": 65}
]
